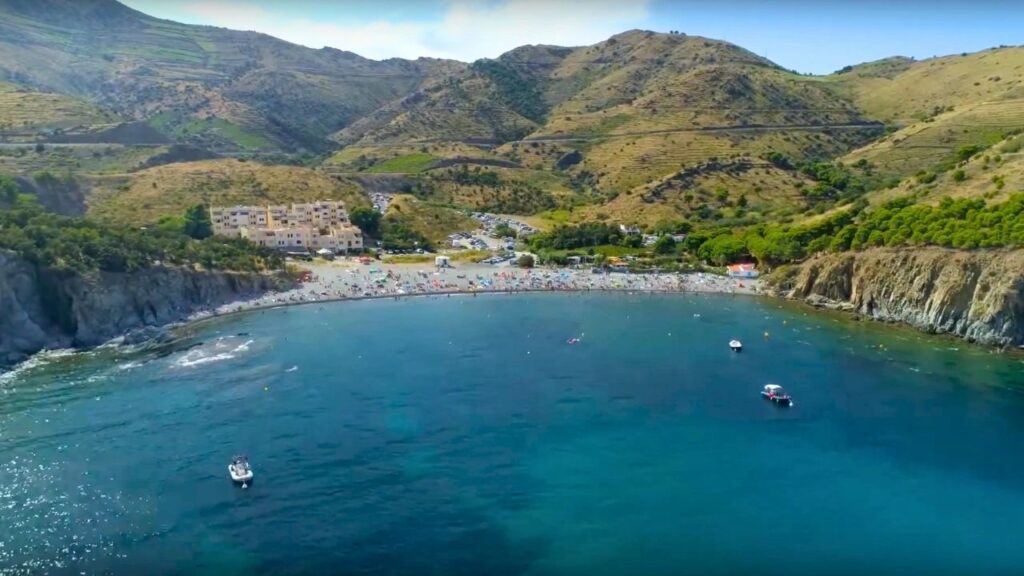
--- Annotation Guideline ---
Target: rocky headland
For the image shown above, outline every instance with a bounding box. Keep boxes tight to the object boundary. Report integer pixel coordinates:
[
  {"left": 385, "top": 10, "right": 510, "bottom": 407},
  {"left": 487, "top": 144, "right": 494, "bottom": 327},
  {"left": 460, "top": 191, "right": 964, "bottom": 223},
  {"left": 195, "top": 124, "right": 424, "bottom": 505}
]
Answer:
[
  {"left": 0, "top": 250, "right": 289, "bottom": 368},
  {"left": 769, "top": 248, "right": 1024, "bottom": 347}
]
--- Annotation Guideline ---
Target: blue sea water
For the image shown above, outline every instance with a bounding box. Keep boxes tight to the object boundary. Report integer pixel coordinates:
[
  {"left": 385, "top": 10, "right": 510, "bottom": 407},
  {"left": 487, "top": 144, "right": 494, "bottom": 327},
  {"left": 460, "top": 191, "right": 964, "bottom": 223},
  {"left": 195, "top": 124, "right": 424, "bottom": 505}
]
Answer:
[{"left": 2, "top": 293, "right": 1024, "bottom": 575}]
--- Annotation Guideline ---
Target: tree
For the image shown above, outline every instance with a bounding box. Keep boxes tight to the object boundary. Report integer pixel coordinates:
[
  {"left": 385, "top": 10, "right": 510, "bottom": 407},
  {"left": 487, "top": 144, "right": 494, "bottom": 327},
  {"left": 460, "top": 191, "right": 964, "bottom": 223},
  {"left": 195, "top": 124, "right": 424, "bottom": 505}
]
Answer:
[
  {"left": 0, "top": 175, "right": 19, "bottom": 207},
  {"left": 350, "top": 206, "right": 381, "bottom": 237},
  {"left": 183, "top": 204, "right": 213, "bottom": 240},
  {"left": 653, "top": 235, "right": 676, "bottom": 254},
  {"left": 592, "top": 253, "right": 607, "bottom": 268},
  {"left": 516, "top": 254, "right": 535, "bottom": 268},
  {"left": 620, "top": 234, "right": 643, "bottom": 248},
  {"left": 494, "top": 223, "right": 518, "bottom": 239}
]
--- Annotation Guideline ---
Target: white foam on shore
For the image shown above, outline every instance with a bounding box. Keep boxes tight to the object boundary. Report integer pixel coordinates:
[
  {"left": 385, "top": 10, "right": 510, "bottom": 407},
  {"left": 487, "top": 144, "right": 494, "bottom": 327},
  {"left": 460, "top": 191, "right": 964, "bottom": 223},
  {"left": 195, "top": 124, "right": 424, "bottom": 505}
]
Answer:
[
  {"left": 174, "top": 351, "right": 236, "bottom": 368},
  {"left": 172, "top": 338, "right": 255, "bottom": 369},
  {"left": 0, "top": 349, "right": 78, "bottom": 386}
]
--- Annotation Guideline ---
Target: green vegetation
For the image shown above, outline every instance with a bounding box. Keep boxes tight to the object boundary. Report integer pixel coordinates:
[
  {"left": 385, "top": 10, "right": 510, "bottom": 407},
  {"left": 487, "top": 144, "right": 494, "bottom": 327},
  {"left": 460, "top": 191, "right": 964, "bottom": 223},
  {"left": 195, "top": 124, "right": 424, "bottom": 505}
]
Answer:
[
  {"left": 516, "top": 254, "right": 536, "bottom": 268},
  {"left": 0, "top": 204, "right": 282, "bottom": 273},
  {"left": 412, "top": 166, "right": 559, "bottom": 215},
  {"left": 0, "top": 174, "right": 19, "bottom": 206},
  {"left": 350, "top": 206, "right": 382, "bottom": 237},
  {"left": 364, "top": 153, "right": 436, "bottom": 174},
  {"left": 493, "top": 223, "right": 518, "bottom": 239},
  {"left": 380, "top": 216, "right": 433, "bottom": 252},
  {"left": 183, "top": 204, "right": 213, "bottom": 240},
  {"left": 835, "top": 195, "right": 1024, "bottom": 250},
  {"left": 653, "top": 235, "right": 676, "bottom": 254},
  {"left": 527, "top": 223, "right": 624, "bottom": 251},
  {"left": 469, "top": 59, "right": 548, "bottom": 123},
  {"left": 766, "top": 152, "right": 886, "bottom": 202},
  {"left": 684, "top": 193, "right": 1024, "bottom": 266},
  {"left": 147, "top": 113, "right": 272, "bottom": 150}
]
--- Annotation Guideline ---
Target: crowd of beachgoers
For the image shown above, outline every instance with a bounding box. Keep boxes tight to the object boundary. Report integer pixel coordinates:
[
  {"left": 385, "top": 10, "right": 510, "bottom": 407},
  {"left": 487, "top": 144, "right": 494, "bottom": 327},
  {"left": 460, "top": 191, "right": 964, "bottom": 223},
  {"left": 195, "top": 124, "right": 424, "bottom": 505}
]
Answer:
[{"left": 210, "top": 260, "right": 760, "bottom": 316}]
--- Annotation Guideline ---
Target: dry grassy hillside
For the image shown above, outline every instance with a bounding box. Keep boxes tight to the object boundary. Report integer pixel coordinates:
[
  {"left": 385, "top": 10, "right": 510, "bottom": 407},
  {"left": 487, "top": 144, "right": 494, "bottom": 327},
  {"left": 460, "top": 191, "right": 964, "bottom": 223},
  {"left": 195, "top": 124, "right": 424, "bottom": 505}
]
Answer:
[
  {"left": 834, "top": 48, "right": 1024, "bottom": 179},
  {"left": 384, "top": 194, "right": 476, "bottom": 243},
  {"left": 0, "top": 82, "right": 116, "bottom": 130},
  {"left": 573, "top": 159, "right": 816, "bottom": 226},
  {"left": 829, "top": 47, "right": 1024, "bottom": 123},
  {"left": 864, "top": 133, "right": 1024, "bottom": 207},
  {"left": 0, "top": 0, "right": 459, "bottom": 151},
  {"left": 328, "top": 30, "right": 882, "bottom": 224},
  {"left": 87, "top": 159, "right": 368, "bottom": 225}
]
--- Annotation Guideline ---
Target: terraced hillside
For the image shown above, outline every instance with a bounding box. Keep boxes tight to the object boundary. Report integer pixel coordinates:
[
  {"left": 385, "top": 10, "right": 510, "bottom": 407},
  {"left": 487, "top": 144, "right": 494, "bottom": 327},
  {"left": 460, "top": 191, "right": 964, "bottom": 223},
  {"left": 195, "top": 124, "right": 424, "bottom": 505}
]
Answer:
[
  {"left": 834, "top": 47, "right": 1024, "bottom": 179},
  {"left": 329, "top": 30, "right": 886, "bottom": 225},
  {"left": 87, "top": 159, "right": 369, "bottom": 225},
  {"left": 0, "top": 81, "right": 117, "bottom": 132},
  {"left": 5, "top": 0, "right": 1024, "bottom": 235},
  {"left": 863, "top": 133, "right": 1024, "bottom": 207},
  {"left": 0, "top": 0, "right": 460, "bottom": 151},
  {"left": 576, "top": 159, "right": 817, "bottom": 226}
]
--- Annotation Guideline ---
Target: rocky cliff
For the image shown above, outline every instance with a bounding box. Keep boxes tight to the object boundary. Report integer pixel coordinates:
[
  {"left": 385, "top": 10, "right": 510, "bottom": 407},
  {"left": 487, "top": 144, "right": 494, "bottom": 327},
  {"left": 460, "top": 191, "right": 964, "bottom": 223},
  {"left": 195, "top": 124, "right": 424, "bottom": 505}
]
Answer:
[
  {"left": 769, "top": 248, "right": 1024, "bottom": 347},
  {"left": 0, "top": 251, "right": 289, "bottom": 368}
]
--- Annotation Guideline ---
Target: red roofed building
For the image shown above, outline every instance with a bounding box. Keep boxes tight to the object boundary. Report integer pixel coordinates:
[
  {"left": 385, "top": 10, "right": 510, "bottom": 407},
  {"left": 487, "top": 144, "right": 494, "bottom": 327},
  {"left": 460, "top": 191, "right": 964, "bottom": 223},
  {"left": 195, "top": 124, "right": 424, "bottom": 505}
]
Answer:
[{"left": 726, "top": 263, "right": 759, "bottom": 278}]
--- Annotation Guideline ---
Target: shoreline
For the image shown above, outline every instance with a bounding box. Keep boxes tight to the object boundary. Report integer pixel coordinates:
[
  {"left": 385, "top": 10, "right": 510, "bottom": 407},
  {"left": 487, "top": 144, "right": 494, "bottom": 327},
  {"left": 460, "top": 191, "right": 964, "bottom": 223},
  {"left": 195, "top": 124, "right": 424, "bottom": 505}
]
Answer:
[
  {"left": 4, "top": 264, "right": 1018, "bottom": 378},
  {"left": 0, "top": 263, "right": 760, "bottom": 376},
  {"left": 182, "top": 261, "right": 760, "bottom": 330},
  {"left": 182, "top": 285, "right": 763, "bottom": 333}
]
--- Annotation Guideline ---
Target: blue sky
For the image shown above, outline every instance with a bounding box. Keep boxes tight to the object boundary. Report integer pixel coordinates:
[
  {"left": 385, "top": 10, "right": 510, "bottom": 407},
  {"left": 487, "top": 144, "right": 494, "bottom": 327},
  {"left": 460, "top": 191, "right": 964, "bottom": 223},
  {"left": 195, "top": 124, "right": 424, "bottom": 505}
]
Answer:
[{"left": 122, "top": 0, "right": 1023, "bottom": 73}]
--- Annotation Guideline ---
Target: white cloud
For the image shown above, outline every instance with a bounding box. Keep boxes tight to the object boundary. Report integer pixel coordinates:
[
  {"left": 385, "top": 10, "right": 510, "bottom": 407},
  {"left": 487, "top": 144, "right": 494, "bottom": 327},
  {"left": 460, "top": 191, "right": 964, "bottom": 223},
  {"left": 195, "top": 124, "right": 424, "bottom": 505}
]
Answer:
[{"left": 177, "top": 0, "right": 651, "bottom": 61}]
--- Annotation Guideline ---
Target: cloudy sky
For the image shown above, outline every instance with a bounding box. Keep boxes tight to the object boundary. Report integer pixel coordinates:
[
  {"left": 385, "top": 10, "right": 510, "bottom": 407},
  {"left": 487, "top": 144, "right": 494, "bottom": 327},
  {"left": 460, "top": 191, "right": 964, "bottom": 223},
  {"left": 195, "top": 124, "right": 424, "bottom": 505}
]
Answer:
[{"left": 122, "top": 0, "right": 1022, "bottom": 74}]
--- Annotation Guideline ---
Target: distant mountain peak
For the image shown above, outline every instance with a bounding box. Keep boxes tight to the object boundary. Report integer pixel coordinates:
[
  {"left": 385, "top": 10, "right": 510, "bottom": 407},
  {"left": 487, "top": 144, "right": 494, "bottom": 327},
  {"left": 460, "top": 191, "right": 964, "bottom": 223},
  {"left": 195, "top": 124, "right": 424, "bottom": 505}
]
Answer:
[{"left": 0, "top": 0, "right": 144, "bottom": 24}]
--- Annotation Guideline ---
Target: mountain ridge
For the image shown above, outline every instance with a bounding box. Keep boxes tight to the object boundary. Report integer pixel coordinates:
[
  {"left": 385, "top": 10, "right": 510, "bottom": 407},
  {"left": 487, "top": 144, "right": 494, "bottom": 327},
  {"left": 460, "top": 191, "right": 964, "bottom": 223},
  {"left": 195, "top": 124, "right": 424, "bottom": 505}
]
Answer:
[{"left": 2, "top": 0, "right": 1023, "bottom": 232}]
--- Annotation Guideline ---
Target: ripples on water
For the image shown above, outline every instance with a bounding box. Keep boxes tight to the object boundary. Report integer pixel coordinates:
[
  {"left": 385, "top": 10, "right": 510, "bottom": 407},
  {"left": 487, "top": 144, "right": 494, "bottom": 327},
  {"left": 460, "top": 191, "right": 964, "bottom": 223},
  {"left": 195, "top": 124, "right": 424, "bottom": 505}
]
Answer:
[{"left": 1, "top": 295, "right": 1023, "bottom": 575}]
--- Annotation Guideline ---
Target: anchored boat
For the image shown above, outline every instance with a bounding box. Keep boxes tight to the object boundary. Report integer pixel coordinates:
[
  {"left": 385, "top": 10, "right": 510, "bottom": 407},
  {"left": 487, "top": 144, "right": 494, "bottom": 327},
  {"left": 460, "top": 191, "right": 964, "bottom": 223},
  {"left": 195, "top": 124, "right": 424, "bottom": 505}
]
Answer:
[
  {"left": 729, "top": 339, "right": 743, "bottom": 352},
  {"left": 761, "top": 384, "right": 793, "bottom": 407},
  {"left": 229, "top": 455, "right": 253, "bottom": 487}
]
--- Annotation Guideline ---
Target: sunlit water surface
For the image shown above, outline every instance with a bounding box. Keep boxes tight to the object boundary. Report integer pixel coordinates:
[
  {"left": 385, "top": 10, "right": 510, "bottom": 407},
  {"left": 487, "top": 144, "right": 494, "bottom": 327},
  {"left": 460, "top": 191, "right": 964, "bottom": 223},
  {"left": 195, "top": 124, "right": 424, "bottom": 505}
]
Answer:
[{"left": 2, "top": 293, "right": 1023, "bottom": 575}]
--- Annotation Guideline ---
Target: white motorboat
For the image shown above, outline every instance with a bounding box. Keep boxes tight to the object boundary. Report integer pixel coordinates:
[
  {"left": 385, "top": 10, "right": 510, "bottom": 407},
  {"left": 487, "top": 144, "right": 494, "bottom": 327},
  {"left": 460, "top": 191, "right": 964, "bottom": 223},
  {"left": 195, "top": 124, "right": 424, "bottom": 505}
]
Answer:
[
  {"left": 229, "top": 455, "right": 253, "bottom": 486},
  {"left": 729, "top": 339, "right": 743, "bottom": 352},
  {"left": 761, "top": 384, "right": 793, "bottom": 407}
]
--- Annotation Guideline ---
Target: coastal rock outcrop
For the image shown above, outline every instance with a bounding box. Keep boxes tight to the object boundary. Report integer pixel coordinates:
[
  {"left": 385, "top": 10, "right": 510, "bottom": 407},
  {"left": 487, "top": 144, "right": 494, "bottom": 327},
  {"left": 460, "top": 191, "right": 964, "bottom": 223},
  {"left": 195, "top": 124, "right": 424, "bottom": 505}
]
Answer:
[
  {"left": 0, "top": 251, "right": 289, "bottom": 368},
  {"left": 770, "top": 248, "right": 1024, "bottom": 347}
]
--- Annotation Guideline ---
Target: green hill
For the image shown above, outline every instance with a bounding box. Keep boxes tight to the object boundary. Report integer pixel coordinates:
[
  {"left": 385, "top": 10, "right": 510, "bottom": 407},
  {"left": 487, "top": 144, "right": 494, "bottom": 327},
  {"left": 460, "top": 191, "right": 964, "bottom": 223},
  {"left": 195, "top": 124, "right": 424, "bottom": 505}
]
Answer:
[
  {"left": 5, "top": 1, "right": 1024, "bottom": 236},
  {"left": 0, "top": 0, "right": 459, "bottom": 152}
]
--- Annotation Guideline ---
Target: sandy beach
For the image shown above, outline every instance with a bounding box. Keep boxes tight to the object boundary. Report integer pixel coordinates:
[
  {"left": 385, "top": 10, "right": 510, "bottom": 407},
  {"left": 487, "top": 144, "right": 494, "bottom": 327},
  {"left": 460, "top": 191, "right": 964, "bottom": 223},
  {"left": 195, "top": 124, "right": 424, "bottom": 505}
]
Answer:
[{"left": 206, "top": 259, "right": 761, "bottom": 318}]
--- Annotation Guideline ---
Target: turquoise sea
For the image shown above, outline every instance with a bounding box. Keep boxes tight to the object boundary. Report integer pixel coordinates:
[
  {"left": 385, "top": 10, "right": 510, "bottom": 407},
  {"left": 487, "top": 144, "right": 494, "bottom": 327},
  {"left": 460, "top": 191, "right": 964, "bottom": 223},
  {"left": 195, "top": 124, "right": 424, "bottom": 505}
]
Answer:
[{"left": 2, "top": 293, "right": 1024, "bottom": 575}]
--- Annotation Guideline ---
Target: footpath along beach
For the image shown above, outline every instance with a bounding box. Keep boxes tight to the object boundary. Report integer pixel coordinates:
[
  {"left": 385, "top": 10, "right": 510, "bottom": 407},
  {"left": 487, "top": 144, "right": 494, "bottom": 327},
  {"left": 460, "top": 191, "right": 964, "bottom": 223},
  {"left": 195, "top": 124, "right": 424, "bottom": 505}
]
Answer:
[{"left": 207, "top": 260, "right": 761, "bottom": 317}]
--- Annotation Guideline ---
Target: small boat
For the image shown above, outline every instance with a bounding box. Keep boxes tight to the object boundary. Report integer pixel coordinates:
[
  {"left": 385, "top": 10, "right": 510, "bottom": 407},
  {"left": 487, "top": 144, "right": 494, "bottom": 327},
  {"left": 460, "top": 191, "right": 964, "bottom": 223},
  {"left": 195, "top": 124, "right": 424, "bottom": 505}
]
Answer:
[
  {"left": 729, "top": 339, "right": 743, "bottom": 352},
  {"left": 228, "top": 455, "right": 253, "bottom": 487},
  {"left": 761, "top": 384, "right": 793, "bottom": 407},
  {"left": 566, "top": 337, "right": 580, "bottom": 345}
]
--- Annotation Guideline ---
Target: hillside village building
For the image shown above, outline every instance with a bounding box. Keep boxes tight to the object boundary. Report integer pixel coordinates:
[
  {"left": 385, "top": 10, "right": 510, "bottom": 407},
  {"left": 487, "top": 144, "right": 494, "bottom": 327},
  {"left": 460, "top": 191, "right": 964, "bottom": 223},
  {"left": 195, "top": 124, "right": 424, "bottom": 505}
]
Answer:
[{"left": 210, "top": 201, "right": 364, "bottom": 253}]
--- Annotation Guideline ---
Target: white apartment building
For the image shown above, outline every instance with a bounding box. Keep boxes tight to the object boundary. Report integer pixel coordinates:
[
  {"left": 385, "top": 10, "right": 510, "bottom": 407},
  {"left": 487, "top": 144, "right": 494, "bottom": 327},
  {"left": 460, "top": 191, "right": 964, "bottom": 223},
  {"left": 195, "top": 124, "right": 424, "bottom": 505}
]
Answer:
[
  {"left": 211, "top": 201, "right": 350, "bottom": 236},
  {"left": 241, "top": 225, "right": 363, "bottom": 252},
  {"left": 211, "top": 201, "right": 363, "bottom": 253}
]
